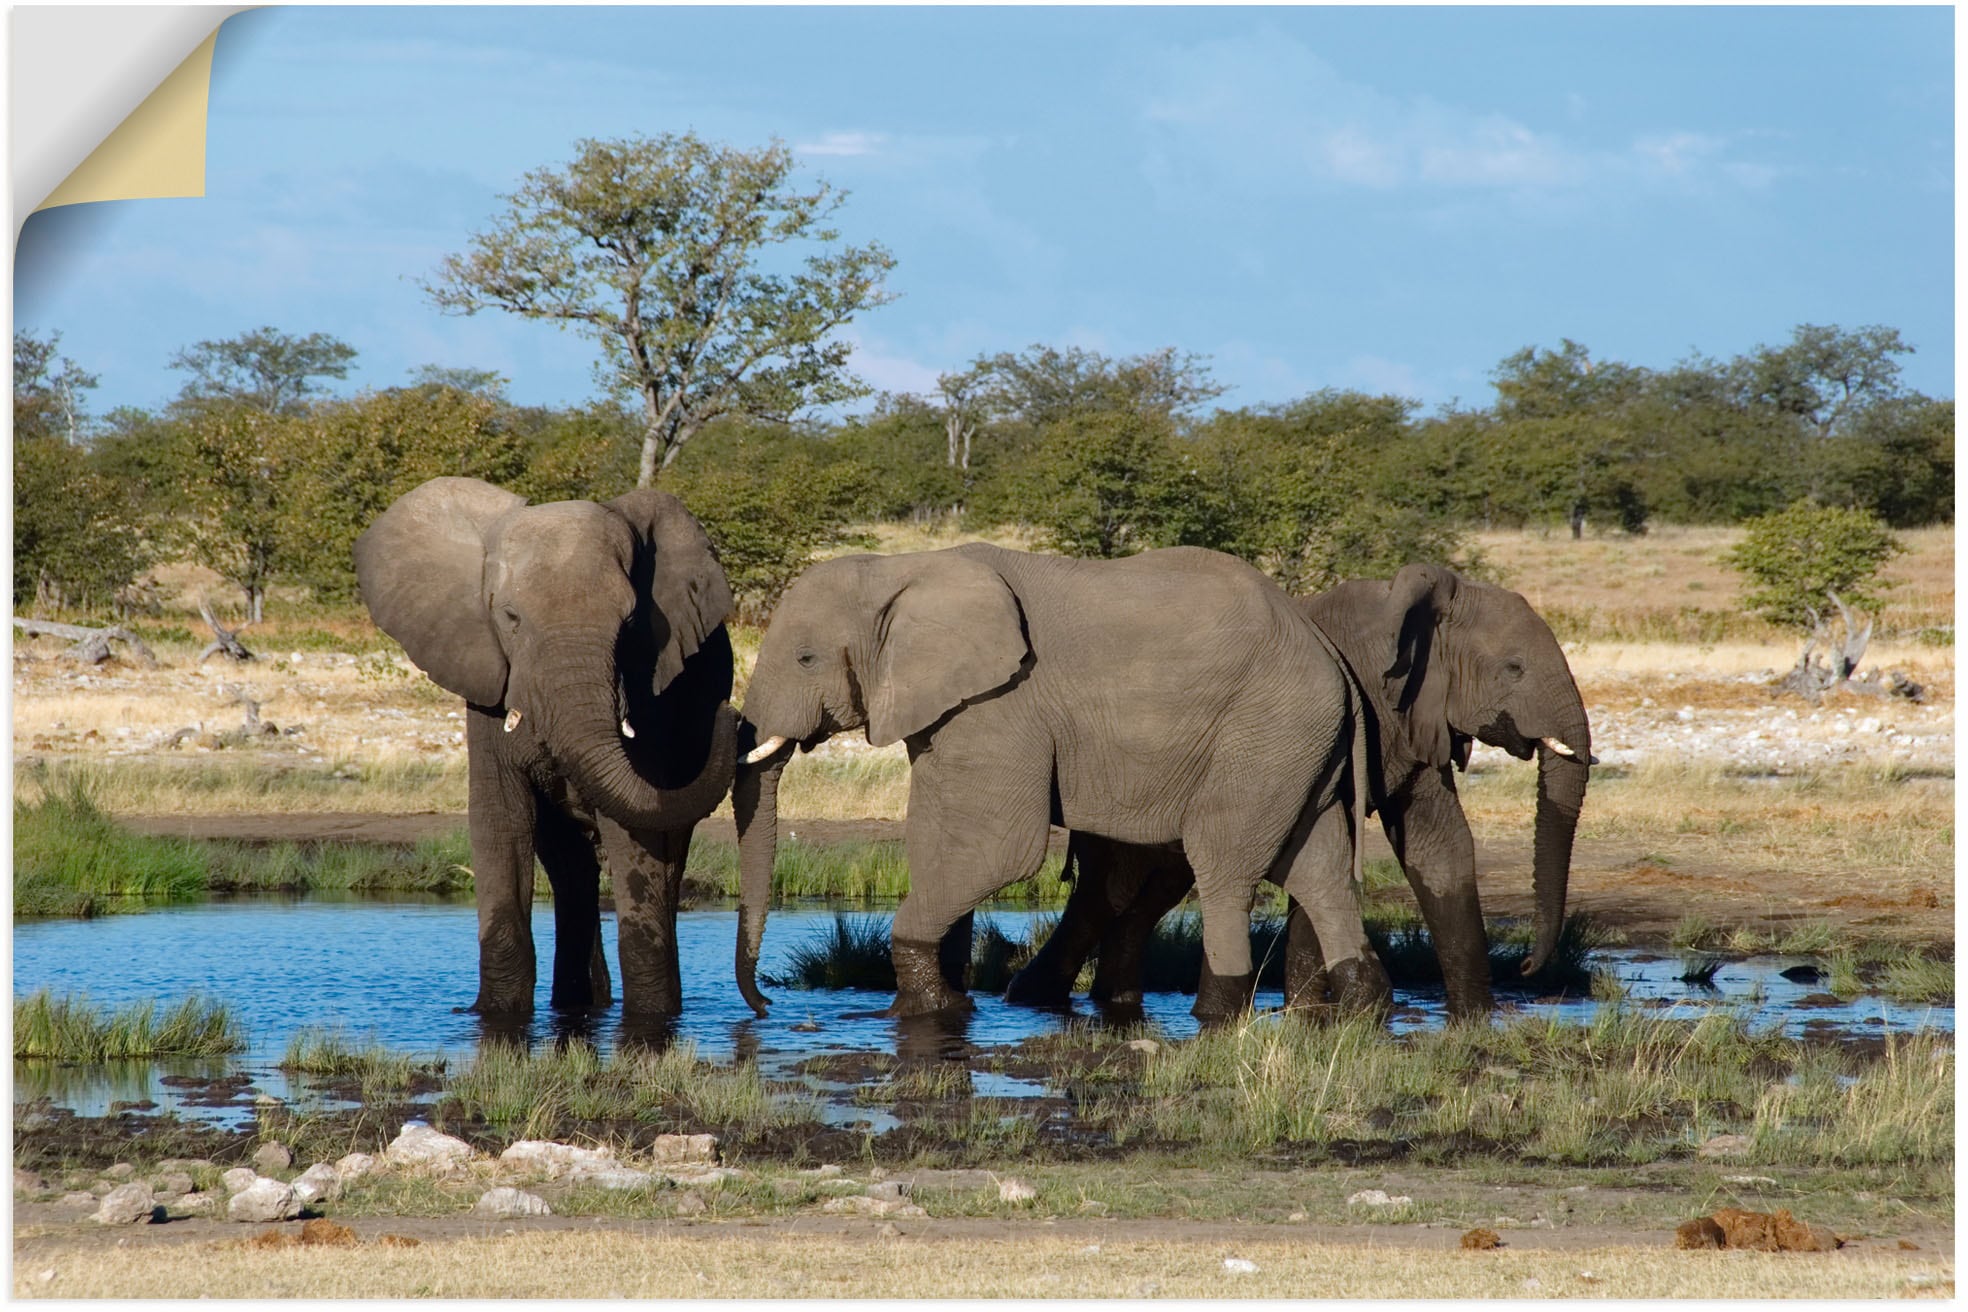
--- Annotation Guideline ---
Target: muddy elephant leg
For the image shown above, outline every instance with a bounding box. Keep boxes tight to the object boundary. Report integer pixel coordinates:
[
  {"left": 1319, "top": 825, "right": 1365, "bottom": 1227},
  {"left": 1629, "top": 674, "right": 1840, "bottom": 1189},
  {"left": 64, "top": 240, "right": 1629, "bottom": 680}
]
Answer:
[
  {"left": 594, "top": 815, "right": 688, "bottom": 1017},
  {"left": 1090, "top": 853, "right": 1193, "bottom": 1005},
  {"left": 1279, "top": 801, "right": 1392, "bottom": 1017},
  {"left": 466, "top": 706, "right": 540, "bottom": 1015},
  {"left": 1006, "top": 834, "right": 1139, "bottom": 1006},
  {"left": 889, "top": 729, "right": 1052, "bottom": 1017},
  {"left": 1281, "top": 896, "right": 1330, "bottom": 1012},
  {"left": 1384, "top": 768, "right": 1492, "bottom": 1022},
  {"left": 534, "top": 802, "right": 610, "bottom": 1010}
]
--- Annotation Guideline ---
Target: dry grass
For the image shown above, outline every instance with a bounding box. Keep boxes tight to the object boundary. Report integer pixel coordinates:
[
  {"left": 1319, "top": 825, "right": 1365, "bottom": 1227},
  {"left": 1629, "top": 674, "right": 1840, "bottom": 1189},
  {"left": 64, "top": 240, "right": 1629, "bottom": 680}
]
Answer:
[{"left": 11, "top": 1228, "right": 1944, "bottom": 1299}]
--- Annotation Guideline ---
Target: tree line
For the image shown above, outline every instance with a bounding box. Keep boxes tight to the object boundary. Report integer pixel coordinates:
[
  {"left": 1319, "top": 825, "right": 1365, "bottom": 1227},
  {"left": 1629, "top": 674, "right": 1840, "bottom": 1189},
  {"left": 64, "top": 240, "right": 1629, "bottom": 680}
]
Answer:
[{"left": 14, "top": 132, "right": 1950, "bottom": 625}]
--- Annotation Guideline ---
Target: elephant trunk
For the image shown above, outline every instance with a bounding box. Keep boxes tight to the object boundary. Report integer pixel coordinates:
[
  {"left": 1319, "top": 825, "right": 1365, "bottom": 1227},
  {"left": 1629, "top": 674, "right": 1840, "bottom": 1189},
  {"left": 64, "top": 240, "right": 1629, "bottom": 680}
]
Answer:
[
  {"left": 542, "top": 634, "right": 736, "bottom": 831},
  {"left": 732, "top": 739, "right": 786, "bottom": 1017},
  {"left": 1523, "top": 736, "right": 1589, "bottom": 975}
]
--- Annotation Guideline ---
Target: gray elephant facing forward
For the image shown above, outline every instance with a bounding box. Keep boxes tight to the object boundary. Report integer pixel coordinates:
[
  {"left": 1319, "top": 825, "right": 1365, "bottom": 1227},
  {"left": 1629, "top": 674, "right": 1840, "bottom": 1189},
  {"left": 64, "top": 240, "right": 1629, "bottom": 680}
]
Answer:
[
  {"left": 356, "top": 476, "right": 737, "bottom": 1018},
  {"left": 731, "top": 543, "right": 1376, "bottom": 1022}
]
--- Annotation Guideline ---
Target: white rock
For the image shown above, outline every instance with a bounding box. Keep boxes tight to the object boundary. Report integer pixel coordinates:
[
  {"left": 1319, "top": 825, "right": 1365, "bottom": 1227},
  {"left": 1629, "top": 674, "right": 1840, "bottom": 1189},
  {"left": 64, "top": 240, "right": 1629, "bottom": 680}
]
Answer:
[
  {"left": 648, "top": 1133, "right": 719, "bottom": 1165},
  {"left": 1127, "top": 1039, "right": 1160, "bottom": 1054},
  {"left": 174, "top": 1192, "right": 218, "bottom": 1217},
  {"left": 473, "top": 1187, "right": 552, "bottom": 1218},
  {"left": 253, "top": 1142, "right": 292, "bottom": 1173},
  {"left": 291, "top": 1163, "right": 342, "bottom": 1205},
  {"left": 91, "top": 1184, "right": 155, "bottom": 1225},
  {"left": 501, "top": 1140, "right": 616, "bottom": 1178},
  {"left": 1223, "top": 1258, "right": 1259, "bottom": 1274},
  {"left": 666, "top": 1167, "right": 740, "bottom": 1188},
  {"left": 567, "top": 1164, "right": 658, "bottom": 1191},
  {"left": 1697, "top": 1133, "right": 1752, "bottom": 1160},
  {"left": 800, "top": 1164, "right": 844, "bottom": 1178},
  {"left": 220, "top": 1167, "right": 259, "bottom": 1194},
  {"left": 227, "top": 1177, "right": 300, "bottom": 1223},
  {"left": 385, "top": 1123, "right": 475, "bottom": 1170},
  {"left": 334, "top": 1152, "right": 380, "bottom": 1182},
  {"left": 1346, "top": 1189, "right": 1412, "bottom": 1208},
  {"left": 998, "top": 1179, "right": 1037, "bottom": 1203}
]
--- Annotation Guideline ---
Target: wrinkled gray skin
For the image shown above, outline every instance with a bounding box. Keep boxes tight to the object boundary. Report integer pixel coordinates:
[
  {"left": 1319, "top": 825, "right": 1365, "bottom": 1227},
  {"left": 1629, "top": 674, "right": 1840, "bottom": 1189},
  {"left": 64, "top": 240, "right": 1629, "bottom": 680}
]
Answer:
[
  {"left": 355, "top": 477, "right": 736, "bottom": 1018},
  {"left": 733, "top": 543, "right": 1375, "bottom": 1022},
  {"left": 1005, "top": 564, "right": 1592, "bottom": 1022}
]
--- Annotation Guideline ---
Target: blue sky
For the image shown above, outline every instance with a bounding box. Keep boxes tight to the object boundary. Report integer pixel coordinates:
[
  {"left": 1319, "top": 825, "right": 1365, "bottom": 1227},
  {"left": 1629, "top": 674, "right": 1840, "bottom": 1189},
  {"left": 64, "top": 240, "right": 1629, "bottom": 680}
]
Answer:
[{"left": 15, "top": 5, "right": 1956, "bottom": 419}]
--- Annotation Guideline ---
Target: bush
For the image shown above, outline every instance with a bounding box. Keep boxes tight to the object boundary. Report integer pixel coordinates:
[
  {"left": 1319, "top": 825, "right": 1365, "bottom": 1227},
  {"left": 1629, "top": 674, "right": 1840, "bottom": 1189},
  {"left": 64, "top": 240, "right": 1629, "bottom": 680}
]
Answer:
[{"left": 1724, "top": 501, "right": 1905, "bottom": 631}]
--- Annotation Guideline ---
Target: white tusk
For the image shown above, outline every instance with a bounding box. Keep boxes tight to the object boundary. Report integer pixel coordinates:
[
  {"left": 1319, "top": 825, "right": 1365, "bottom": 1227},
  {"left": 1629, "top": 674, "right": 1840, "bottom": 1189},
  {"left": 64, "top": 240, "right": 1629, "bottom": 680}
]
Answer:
[
  {"left": 504, "top": 708, "right": 522, "bottom": 733},
  {"left": 1539, "top": 736, "right": 1580, "bottom": 760},
  {"left": 620, "top": 718, "right": 635, "bottom": 739},
  {"left": 743, "top": 734, "right": 789, "bottom": 766}
]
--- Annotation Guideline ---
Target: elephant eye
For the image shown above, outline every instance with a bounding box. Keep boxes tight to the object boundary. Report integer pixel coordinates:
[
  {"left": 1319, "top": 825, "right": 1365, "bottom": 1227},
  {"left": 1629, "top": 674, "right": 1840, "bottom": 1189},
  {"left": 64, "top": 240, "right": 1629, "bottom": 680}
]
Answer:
[
  {"left": 796, "top": 650, "right": 817, "bottom": 670},
  {"left": 1503, "top": 657, "right": 1525, "bottom": 679}
]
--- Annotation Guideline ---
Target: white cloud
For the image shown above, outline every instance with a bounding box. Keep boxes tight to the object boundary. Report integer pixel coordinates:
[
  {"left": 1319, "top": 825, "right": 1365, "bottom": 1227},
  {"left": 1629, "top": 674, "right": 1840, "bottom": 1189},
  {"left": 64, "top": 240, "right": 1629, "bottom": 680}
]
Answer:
[
  {"left": 841, "top": 331, "right": 942, "bottom": 398},
  {"left": 1339, "top": 354, "right": 1423, "bottom": 399},
  {"left": 797, "top": 131, "right": 888, "bottom": 158}
]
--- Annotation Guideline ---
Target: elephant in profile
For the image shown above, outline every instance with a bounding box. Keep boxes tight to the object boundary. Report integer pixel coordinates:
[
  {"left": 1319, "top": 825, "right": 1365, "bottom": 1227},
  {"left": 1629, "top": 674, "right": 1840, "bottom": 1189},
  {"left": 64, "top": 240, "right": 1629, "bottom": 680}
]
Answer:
[
  {"left": 730, "top": 543, "right": 1375, "bottom": 1022},
  {"left": 1004, "top": 564, "right": 1593, "bottom": 1021},
  {"left": 355, "top": 476, "right": 737, "bottom": 1019}
]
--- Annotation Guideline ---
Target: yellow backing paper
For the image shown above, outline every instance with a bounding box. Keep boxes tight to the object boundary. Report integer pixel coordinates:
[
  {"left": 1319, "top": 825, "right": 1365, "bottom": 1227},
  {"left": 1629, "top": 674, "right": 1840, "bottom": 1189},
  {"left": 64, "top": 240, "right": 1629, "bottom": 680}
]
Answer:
[{"left": 35, "top": 28, "right": 220, "bottom": 213}]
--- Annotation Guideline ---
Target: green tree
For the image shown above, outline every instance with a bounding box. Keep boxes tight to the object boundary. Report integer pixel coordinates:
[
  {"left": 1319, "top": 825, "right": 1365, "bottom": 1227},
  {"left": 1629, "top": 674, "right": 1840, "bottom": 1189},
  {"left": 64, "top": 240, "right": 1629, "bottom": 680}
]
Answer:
[
  {"left": 512, "top": 402, "right": 643, "bottom": 503},
  {"left": 970, "top": 343, "right": 1223, "bottom": 430},
  {"left": 1009, "top": 410, "right": 1206, "bottom": 559},
  {"left": 426, "top": 132, "right": 896, "bottom": 487},
  {"left": 1725, "top": 501, "right": 1905, "bottom": 688},
  {"left": 171, "top": 403, "right": 291, "bottom": 624},
  {"left": 169, "top": 326, "right": 357, "bottom": 415},
  {"left": 829, "top": 395, "right": 965, "bottom": 521}
]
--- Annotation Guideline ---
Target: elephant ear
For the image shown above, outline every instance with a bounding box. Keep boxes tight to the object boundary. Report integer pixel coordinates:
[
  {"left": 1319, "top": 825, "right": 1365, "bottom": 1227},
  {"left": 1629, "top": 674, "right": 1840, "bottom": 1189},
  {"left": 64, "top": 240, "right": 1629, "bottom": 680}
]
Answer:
[
  {"left": 354, "top": 477, "right": 525, "bottom": 707},
  {"left": 1382, "top": 563, "right": 1461, "bottom": 769},
  {"left": 867, "top": 552, "right": 1028, "bottom": 748},
  {"left": 605, "top": 489, "right": 736, "bottom": 695}
]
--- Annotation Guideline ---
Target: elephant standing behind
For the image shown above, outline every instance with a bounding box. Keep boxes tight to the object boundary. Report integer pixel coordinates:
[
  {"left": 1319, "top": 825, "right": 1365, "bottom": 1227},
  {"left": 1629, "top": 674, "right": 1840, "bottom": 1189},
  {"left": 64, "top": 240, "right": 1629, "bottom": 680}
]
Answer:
[
  {"left": 1005, "top": 563, "right": 1592, "bottom": 1020},
  {"left": 356, "top": 477, "right": 737, "bottom": 1019},
  {"left": 731, "top": 543, "right": 1377, "bottom": 1021}
]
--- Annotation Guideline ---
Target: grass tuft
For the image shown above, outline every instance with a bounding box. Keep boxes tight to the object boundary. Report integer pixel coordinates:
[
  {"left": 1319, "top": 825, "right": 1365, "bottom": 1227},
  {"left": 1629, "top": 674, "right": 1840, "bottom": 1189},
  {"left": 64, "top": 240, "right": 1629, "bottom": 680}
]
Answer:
[{"left": 14, "top": 990, "right": 245, "bottom": 1060}]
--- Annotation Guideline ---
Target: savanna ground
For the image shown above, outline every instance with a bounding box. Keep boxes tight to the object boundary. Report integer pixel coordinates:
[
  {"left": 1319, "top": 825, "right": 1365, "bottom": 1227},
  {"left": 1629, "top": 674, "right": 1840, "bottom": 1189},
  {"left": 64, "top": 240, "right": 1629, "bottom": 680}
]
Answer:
[{"left": 11, "top": 524, "right": 1956, "bottom": 1297}]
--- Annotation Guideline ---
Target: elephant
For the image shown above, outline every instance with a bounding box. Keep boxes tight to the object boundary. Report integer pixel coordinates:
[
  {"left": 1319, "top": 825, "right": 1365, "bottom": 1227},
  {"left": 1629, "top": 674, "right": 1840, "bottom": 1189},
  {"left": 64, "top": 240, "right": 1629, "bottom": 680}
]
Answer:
[
  {"left": 1003, "top": 563, "right": 1593, "bottom": 1021},
  {"left": 729, "top": 542, "right": 1375, "bottom": 1022},
  {"left": 355, "top": 476, "right": 737, "bottom": 1019}
]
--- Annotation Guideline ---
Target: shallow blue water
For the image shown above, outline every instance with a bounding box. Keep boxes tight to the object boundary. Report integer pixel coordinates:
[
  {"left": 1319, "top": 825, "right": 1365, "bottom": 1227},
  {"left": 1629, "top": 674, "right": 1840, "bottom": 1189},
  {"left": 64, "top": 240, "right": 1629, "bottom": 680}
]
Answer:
[{"left": 13, "top": 896, "right": 1950, "bottom": 1123}]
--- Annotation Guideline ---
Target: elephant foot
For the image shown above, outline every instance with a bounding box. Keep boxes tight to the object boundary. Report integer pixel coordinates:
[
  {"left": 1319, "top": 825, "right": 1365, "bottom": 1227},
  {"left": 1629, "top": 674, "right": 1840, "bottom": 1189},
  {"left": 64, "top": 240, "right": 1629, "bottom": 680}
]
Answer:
[
  {"left": 1327, "top": 955, "right": 1394, "bottom": 1016},
  {"left": 469, "top": 991, "right": 536, "bottom": 1019},
  {"left": 892, "top": 937, "right": 973, "bottom": 1016},
  {"left": 1002, "top": 965, "right": 1074, "bottom": 1008},
  {"left": 882, "top": 991, "right": 974, "bottom": 1019},
  {"left": 1191, "top": 968, "right": 1256, "bottom": 1025}
]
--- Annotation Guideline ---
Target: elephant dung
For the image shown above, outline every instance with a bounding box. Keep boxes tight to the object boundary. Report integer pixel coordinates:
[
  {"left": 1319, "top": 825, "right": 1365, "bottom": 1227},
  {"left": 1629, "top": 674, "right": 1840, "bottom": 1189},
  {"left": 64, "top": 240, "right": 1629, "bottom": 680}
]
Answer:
[
  {"left": 1675, "top": 1217, "right": 1726, "bottom": 1250},
  {"left": 1705, "top": 1208, "right": 1841, "bottom": 1253},
  {"left": 299, "top": 1218, "right": 359, "bottom": 1247},
  {"left": 1460, "top": 1228, "right": 1502, "bottom": 1251}
]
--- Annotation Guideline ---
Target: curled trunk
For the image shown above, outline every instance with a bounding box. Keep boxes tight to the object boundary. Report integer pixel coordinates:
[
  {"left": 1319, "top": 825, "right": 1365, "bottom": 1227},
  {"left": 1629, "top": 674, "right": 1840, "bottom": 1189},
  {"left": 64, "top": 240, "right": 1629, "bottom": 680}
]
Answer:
[
  {"left": 1523, "top": 743, "right": 1589, "bottom": 975},
  {"left": 545, "top": 635, "right": 736, "bottom": 831},
  {"left": 732, "top": 750, "right": 785, "bottom": 1017}
]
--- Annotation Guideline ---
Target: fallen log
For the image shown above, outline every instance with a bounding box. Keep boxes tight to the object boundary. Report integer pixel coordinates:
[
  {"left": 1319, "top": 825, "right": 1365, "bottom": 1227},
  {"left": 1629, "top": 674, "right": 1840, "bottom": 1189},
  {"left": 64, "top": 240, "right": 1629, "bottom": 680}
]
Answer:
[
  {"left": 12, "top": 617, "right": 158, "bottom": 667},
  {"left": 197, "top": 596, "right": 255, "bottom": 664}
]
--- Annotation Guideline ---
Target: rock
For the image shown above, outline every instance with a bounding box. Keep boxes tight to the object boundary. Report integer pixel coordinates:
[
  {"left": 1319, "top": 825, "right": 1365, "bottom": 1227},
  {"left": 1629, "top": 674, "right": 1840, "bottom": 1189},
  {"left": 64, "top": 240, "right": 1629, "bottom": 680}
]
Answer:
[
  {"left": 291, "top": 1163, "right": 342, "bottom": 1205},
  {"left": 801, "top": 1164, "right": 844, "bottom": 1178},
  {"left": 91, "top": 1184, "right": 156, "bottom": 1225},
  {"left": 1697, "top": 1133, "right": 1753, "bottom": 1160},
  {"left": 174, "top": 1192, "right": 218, "bottom": 1217},
  {"left": 501, "top": 1140, "right": 615, "bottom": 1179},
  {"left": 674, "top": 1191, "right": 707, "bottom": 1216},
  {"left": 648, "top": 1133, "right": 719, "bottom": 1165},
  {"left": 1287, "top": 1211, "right": 1308, "bottom": 1222},
  {"left": 103, "top": 1162, "right": 136, "bottom": 1180},
  {"left": 15, "top": 1168, "right": 47, "bottom": 1196},
  {"left": 253, "top": 1142, "right": 293, "bottom": 1174},
  {"left": 473, "top": 1187, "right": 552, "bottom": 1219},
  {"left": 567, "top": 1164, "right": 658, "bottom": 1191},
  {"left": 665, "top": 1167, "right": 741, "bottom": 1188},
  {"left": 868, "top": 1181, "right": 912, "bottom": 1203},
  {"left": 998, "top": 1178, "right": 1037, "bottom": 1204},
  {"left": 385, "top": 1123, "right": 475, "bottom": 1171},
  {"left": 334, "top": 1152, "right": 380, "bottom": 1182},
  {"left": 221, "top": 1167, "right": 260, "bottom": 1194},
  {"left": 1723, "top": 1175, "right": 1779, "bottom": 1187},
  {"left": 58, "top": 1192, "right": 96, "bottom": 1208},
  {"left": 823, "top": 1195, "right": 904, "bottom": 1217},
  {"left": 88, "top": 1181, "right": 113, "bottom": 1197},
  {"left": 299, "top": 1218, "right": 359, "bottom": 1247},
  {"left": 1346, "top": 1189, "right": 1413, "bottom": 1208},
  {"left": 1461, "top": 1228, "right": 1502, "bottom": 1251},
  {"left": 227, "top": 1177, "right": 301, "bottom": 1223},
  {"left": 1222, "top": 1258, "right": 1259, "bottom": 1274},
  {"left": 149, "top": 1172, "right": 194, "bottom": 1198},
  {"left": 1676, "top": 1217, "right": 1726, "bottom": 1249},
  {"left": 1127, "top": 1039, "right": 1160, "bottom": 1054},
  {"left": 877, "top": 1222, "right": 901, "bottom": 1239}
]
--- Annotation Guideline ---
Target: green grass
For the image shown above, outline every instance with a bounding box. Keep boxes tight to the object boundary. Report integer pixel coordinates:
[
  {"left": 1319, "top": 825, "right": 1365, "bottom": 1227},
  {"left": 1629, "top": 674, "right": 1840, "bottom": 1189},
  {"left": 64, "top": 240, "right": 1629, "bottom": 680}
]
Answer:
[
  {"left": 14, "top": 991, "right": 246, "bottom": 1060},
  {"left": 685, "top": 838, "right": 1065, "bottom": 905},
  {"left": 280, "top": 1028, "right": 444, "bottom": 1093}
]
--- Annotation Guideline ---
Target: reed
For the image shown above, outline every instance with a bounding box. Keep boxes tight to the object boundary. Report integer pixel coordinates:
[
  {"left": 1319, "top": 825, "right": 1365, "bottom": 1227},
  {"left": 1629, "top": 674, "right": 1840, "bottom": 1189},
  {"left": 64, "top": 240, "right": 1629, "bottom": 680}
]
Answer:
[{"left": 14, "top": 990, "right": 245, "bottom": 1060}]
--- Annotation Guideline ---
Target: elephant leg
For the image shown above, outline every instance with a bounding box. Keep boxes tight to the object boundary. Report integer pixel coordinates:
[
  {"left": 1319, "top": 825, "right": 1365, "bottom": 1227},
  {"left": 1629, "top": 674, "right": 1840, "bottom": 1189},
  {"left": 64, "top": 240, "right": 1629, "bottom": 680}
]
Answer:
[
  {"left": 1090, "top": 853, "right": 1192, "bottom": 1005},
  {"left": 466, "top": 708, "right": 539, "bottom": 1015},
  {"left": 1281, "top": 896, "right": 1330, "bottom": 1012},
  {"left": 890, "top": 732, "right": 1051, "bottom": 1017},
  {"left": 1278, "top": 800, "right": 1392, "bottom": 1017},
  {"left": 1384, "top": 768, "right": 1492, "bottom": 1022},
  {"left": 534, "top": 802, "right": 609, "bottom": 1011},
  {"left": 595, "top": 815, "right": 689, "bottom": 1017},
  {"left": 1006, "top": 833, "right": 1134, "bottom": 1006}
]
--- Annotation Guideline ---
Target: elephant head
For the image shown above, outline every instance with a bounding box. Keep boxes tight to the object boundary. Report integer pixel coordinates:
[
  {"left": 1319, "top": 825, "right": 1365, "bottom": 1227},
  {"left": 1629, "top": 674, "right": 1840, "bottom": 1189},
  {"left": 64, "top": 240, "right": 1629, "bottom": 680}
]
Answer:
[
  {"left": 733, "top": 549, "right": 1029, "bottom": 1014},
  {"left": 354, "top": 476, "right": 737, "bottom": 828},
  {"left": 1338, "top": 562, "right": 1592, "bottom": 976}
]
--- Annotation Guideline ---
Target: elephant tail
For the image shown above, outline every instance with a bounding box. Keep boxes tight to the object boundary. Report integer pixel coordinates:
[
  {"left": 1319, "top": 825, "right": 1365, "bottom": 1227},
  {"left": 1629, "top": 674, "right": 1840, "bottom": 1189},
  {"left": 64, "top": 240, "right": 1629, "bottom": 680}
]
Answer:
[{"left": 1348, "top": 673, "right": 1368, "bottom": 889}]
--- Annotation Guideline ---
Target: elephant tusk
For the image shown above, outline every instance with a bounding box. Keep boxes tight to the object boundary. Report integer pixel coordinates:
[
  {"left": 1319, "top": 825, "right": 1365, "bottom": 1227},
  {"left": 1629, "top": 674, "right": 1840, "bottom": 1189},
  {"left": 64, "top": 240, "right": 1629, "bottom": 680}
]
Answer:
[
  {"left": 743, "top": 734, "right": 789, "bottom": 766},
  {"left": 1540, "top": 736, "right": 1580, "bottom": 760},
  {"left": 504, "top": 708, "right": 522, "bottom": 734},
  {"left": 620, "top": 718, "right": 635, "bottom": 739}
]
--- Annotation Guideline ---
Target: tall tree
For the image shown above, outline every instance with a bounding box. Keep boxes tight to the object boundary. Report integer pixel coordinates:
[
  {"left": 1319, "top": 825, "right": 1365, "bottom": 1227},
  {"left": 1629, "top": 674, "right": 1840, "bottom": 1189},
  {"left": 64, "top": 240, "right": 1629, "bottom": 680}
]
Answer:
[
  {"left": 426, "top": 132, "right": 896, "bottom": 487},
  {"left": 970, "top": 343, "right": 1223, "bottom": 430},
  {"left": 169, "top": 326, "right": 358, "bottom": 414}
]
